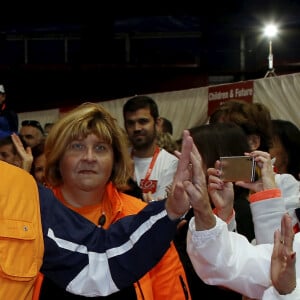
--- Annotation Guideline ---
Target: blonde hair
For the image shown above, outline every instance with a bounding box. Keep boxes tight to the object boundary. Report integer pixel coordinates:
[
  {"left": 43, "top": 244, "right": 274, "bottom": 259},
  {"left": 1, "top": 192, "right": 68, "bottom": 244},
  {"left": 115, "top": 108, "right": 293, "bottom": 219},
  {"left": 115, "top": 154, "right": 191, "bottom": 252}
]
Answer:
[
  {"left": 156, "top": 132, "right": 178, "bottom": 154},
  {"left": 45, "top": 102, "right": 131, "bottom": 189}
]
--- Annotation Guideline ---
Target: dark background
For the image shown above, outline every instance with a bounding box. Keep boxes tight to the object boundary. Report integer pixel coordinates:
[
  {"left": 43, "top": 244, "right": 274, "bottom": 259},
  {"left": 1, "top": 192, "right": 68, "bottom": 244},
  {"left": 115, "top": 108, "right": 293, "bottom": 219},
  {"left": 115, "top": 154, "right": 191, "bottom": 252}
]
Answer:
[{"left": 2, "top": 1, "right": 300, "bottom": 112}]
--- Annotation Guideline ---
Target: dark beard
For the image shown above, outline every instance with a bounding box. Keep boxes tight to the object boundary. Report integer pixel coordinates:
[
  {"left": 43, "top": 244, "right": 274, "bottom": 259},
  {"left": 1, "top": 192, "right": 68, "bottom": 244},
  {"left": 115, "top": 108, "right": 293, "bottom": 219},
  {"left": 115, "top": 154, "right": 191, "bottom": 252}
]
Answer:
[
  {"left": 131, "top": 129, "right": 157, "bottom": 151},
  {"left": 132, "top": 137, "right": 155, "bottom": 151}
]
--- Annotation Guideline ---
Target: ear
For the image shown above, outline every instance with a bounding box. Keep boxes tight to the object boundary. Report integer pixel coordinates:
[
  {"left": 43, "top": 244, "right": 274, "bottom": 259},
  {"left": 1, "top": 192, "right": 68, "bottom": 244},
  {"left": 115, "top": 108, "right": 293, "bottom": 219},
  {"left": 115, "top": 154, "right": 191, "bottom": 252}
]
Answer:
[{"left": 247, "top": 134, "right": 261, "bottom": 151}]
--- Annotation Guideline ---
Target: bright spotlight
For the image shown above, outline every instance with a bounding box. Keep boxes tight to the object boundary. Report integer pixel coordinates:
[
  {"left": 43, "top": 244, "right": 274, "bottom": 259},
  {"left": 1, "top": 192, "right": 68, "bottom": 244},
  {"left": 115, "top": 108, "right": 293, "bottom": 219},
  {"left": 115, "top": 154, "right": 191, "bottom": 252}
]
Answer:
[{"left": 264, "top": 24, "right": 278, "bottom": 38}]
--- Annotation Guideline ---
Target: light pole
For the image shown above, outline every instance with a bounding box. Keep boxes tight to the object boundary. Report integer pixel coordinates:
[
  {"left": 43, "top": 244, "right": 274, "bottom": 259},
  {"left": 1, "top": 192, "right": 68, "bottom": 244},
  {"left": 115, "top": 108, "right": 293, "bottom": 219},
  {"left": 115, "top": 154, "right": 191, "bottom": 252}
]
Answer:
[{"left": 264, "top": 24, "right": 278, "bottom": 77}]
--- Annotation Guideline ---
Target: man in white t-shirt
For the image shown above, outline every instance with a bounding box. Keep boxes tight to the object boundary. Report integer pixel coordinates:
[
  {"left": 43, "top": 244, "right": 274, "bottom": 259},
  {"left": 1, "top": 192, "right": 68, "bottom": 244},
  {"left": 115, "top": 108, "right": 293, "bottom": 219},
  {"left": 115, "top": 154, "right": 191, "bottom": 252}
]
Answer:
[{"left": 123, "top": 95, "right": 178, "bottom": 201}]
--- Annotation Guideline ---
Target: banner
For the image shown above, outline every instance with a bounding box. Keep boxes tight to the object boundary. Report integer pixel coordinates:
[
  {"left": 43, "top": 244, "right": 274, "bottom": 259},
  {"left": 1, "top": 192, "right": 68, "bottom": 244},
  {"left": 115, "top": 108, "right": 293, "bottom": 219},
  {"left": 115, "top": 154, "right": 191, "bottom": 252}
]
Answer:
[{"left": 207, "top": 80, "right": 254, "bottom": 116}]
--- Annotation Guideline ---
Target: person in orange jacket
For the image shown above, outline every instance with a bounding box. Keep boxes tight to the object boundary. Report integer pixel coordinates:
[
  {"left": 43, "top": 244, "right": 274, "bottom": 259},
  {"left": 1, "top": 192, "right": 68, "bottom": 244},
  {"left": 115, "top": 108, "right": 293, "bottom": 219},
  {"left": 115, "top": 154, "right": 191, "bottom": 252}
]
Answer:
[
  {"left": 0, "top": 126, "right": 199, "bottom": 300},
  {"left": 36, "top": 102, "right": 191, "bottom": 299}
]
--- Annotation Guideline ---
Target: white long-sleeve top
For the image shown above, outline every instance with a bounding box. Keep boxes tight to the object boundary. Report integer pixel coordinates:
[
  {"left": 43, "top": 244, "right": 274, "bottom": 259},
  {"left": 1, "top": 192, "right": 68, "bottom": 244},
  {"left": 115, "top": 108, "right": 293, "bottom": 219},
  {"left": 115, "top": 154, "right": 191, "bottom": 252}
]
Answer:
[
  {"left": 187, "top": 216, "right": 300, "bottom": 300},
  {"left": 225, "top": 173, "right": 300, "bottom": 244},
  {"left": 250, "top": 174, "right": 300, "bottom": 244}
]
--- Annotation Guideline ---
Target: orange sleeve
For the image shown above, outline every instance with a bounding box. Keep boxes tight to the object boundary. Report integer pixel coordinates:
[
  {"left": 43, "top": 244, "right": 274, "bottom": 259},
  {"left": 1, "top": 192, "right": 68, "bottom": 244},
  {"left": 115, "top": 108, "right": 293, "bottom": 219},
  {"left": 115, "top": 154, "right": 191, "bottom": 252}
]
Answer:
[
  {"left": 213, "top": 207, "right": 235, "bottom": 224},
  {"left": 249, "top": 188, "right": 281, "bottom": 203},
  {"left": 148, "top": 242, "right": 191, "bottom": 300}
]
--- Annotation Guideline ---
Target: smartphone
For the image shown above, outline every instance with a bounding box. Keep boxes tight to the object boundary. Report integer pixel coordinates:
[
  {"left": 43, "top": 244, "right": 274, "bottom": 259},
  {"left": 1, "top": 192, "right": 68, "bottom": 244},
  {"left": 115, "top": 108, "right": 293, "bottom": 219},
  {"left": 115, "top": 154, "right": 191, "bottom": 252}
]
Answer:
[{"left": 219, "top": 156, "right": 256, "bottom": 182}]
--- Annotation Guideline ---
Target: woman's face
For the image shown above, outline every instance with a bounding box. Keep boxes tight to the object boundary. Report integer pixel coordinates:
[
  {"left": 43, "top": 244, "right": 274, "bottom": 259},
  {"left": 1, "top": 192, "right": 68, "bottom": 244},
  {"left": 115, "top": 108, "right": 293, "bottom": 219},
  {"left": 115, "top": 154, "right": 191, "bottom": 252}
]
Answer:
[{"left": 59, "top": 133, "right": 114, "bottom": 192}]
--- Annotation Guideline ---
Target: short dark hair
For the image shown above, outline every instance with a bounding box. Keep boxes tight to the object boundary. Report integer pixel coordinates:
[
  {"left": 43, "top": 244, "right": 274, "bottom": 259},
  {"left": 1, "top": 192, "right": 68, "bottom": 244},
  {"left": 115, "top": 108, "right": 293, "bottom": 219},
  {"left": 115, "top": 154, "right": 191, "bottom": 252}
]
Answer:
[
  {"left": 123, "top": 95, "right": 159, "bottom": 120},
  {"left": 190, "top": 122, "right": 250, "bottom": 169},
  {"left": 21, "top": 120, "right": 44, "bottom": 135}
]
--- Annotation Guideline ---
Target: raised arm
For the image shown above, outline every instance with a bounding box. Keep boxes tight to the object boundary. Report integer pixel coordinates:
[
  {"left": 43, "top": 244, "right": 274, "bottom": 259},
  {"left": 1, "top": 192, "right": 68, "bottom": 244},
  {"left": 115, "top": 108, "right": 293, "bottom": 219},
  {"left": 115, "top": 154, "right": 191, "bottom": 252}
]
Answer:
[{"left": 11, "top": 132, "right": 33, "bottom": 172}]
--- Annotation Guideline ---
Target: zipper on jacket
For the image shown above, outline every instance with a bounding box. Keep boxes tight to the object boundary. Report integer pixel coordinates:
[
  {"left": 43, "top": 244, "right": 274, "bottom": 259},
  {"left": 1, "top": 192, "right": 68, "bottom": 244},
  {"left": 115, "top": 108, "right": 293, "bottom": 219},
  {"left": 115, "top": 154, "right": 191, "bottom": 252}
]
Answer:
[
  {"left": 136, "top": 280, "right": 145, "bottom": 300},
  {"left": 179, "top": 275, "right": 189, "bottom": 300}
]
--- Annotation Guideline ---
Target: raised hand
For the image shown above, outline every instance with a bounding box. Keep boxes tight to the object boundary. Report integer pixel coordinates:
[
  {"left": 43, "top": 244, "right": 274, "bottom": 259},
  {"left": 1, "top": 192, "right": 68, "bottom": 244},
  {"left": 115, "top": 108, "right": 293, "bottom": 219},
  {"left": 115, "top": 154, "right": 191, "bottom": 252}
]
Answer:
[
  {"left": 271, "top": 213, "right": 296, "bottom": 295},
  {"left": 11, "top": 133, "right": 33, "bottom": 172},
  {"left": 165, "top": 130, "right": 194, "bottom": 220},
  {"left": 169, "top": 130, "right": 215, "bottom": 230},
  {"left": 207, "top": 160, "right": 234, "bottom": 222},
  {"left": 236, "top": 150, "right": 277, "bottom": 192}
]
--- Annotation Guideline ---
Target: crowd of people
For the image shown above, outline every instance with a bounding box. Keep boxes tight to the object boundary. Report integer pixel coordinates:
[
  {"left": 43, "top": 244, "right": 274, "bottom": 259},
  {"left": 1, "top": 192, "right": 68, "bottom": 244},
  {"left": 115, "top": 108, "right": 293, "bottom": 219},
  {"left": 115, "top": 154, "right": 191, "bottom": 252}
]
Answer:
[{"left": 1, "top": 85, "right": 300, "bottom": 299}]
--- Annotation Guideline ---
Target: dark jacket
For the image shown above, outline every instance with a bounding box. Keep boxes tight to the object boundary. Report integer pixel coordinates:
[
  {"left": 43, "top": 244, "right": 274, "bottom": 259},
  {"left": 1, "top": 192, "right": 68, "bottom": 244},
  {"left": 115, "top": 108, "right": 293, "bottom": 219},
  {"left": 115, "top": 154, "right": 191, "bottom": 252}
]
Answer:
[
  {"left": 0, "top": 104, "right": 18, "bottom": 132},
  {"left": 40, "top": 183, "right": 190, "bottom": 300},
  {"left": 38, "top": 184, "right": 181, "bottom": 298}
]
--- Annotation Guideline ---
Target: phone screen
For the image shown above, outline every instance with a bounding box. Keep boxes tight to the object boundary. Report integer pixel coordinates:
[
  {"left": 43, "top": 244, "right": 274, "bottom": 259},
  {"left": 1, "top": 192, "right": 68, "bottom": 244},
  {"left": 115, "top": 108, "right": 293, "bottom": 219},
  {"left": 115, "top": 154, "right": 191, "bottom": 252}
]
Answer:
[{"left": 220, "top": 156, "right": 256, "bottom": 182}]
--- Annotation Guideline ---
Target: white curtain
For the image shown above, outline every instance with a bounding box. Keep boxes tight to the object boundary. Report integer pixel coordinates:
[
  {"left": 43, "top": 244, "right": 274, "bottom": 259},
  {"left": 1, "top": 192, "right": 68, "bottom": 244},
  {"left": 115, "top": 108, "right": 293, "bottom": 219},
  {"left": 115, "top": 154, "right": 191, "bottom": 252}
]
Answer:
[{"left": 18, "top": 72, "right": 300, "bottom": 141}]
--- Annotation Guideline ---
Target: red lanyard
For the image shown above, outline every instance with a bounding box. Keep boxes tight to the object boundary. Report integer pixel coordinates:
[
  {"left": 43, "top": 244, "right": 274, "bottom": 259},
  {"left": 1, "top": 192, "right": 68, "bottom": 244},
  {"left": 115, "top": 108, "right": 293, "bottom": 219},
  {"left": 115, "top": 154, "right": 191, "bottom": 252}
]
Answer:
[
  {"left": 143, "top": 146, "right": 160, "bottom": 181},
  {"left": 132, "top": 146, "right": 160, "bottom": 180}
]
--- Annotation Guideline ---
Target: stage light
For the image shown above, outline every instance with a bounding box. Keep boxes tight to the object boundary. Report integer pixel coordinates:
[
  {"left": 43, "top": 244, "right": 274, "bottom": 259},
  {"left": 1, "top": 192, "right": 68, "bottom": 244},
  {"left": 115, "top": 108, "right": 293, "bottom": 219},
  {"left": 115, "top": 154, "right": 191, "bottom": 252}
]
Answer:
[{"left": 264, "top": 24, "right": 278, "bottom": 77}]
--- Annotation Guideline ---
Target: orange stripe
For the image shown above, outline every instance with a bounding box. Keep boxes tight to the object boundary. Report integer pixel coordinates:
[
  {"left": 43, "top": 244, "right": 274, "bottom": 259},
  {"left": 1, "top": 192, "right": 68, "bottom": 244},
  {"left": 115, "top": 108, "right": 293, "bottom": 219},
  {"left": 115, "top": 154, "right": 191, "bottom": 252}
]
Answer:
[
  {"left": 32, "top": 272, "right": 44, "bottom": 300},
  {"left": 249, "top": 189, "right": 281, "bottom": 203},
  {"left": 213, "top": 208, "right": 235, "bottom": 224}
]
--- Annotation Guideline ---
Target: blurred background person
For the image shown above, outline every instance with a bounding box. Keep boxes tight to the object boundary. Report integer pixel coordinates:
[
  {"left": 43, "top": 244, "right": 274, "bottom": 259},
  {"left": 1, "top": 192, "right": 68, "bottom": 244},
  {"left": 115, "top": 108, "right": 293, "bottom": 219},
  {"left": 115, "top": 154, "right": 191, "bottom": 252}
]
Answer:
[
  {"left": 0, "top": 132, "right": 22, "bottom": 167},
  {"left": 30, "top": 141, "right": 47, "bottom": 186},
  {"left": 209, "top": 100, "right": 272, "bottom": 153},
  {"left": 43, "top": 122, "right": 54, "bottom": 136},
  {"left": 270, "top": 119, "right": 300, "bottom": 180},
  {"left": 19, "top": 119, "right": 45, "bottom": 148},
  {"left": 209, "top": 100, "right": 299, "bottom": 200},
  {"left": 0, "top": 84, "right": 18, "bottom": 133},
  {"left": 156, "top": 131, "right": 179, "bottom": 154},
  {"left": 0, "top": 132, "right": 32, "bottom": 171},
  {"left": 158, "top": 117, "right": 173, "bottom": 135},
  {"left": 156, "top": 116, "right": 178, "bottom": 154}
]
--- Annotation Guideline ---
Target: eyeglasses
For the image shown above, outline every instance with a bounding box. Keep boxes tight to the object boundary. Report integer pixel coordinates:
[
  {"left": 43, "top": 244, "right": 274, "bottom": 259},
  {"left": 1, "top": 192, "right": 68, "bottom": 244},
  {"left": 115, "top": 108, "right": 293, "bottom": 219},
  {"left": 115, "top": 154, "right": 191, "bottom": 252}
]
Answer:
[{"left": 21, "top": 120, "right": 44, "bottom": 134}]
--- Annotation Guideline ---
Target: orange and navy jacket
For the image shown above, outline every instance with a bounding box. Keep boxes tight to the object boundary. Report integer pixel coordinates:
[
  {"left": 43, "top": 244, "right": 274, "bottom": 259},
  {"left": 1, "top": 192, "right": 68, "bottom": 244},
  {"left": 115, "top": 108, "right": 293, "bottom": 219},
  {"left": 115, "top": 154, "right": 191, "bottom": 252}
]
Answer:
[
  {"left": 40, "top": 182, "right": 191, "bottom": 300},
  {"left": 106, "top": 183, "right": 191, "bottom": 300},
  {"left": 36, "top": 182, "right": 191, "bottom": 299}
]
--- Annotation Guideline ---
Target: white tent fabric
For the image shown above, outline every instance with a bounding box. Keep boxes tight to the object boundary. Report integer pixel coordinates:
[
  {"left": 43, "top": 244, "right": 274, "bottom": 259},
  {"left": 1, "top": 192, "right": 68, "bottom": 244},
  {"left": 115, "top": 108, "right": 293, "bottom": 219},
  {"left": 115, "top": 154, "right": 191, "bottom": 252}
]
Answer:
[
  {"left": 99, "top": 87, "right": 208, "bottom": 140},
  {"left": 18, "top": 108, "right": 60, "bottom": 132},
  {"left": 254, "top": 73, "right": 300, "bottom": 127},
  {"left": 18, "top": 72, "right": 300, "bottom": 141}
]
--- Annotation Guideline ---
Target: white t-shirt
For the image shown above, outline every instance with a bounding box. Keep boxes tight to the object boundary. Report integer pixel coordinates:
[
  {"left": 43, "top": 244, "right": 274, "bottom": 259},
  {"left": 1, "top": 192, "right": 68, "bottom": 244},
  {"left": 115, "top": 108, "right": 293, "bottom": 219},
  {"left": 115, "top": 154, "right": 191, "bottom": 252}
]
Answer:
[{"left": 133, "top": 148, "right": 178, "bottom": 200}]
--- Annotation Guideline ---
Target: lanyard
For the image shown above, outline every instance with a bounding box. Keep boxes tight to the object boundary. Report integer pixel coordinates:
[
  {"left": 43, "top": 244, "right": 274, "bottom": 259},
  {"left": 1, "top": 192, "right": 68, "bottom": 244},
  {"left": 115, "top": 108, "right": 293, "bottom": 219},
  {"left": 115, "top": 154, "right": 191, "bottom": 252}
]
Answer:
[{"left": 133, "top": 146, "right": 160, "bottom": 181}]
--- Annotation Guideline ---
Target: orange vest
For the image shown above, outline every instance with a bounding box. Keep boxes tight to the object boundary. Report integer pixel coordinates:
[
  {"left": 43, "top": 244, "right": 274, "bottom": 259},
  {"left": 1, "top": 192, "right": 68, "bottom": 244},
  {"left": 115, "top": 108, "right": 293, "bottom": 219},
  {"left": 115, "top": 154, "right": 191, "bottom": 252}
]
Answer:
[{"left": 0, "top": 161, "right": 44, "bottom": 300}]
